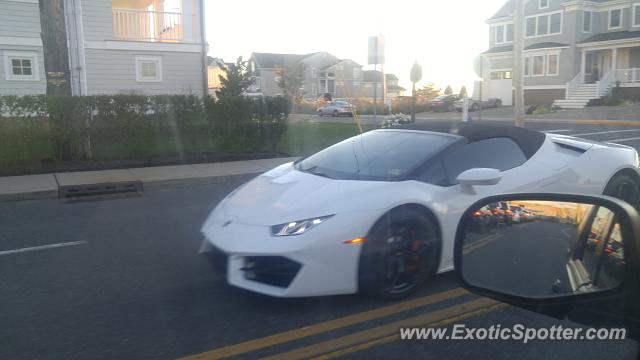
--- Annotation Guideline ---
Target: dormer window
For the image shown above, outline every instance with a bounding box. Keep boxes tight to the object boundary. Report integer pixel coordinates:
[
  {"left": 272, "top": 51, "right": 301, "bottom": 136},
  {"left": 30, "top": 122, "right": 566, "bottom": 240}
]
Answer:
[{"left": 539, "top": 0, "right": 549, "bottom": 9}]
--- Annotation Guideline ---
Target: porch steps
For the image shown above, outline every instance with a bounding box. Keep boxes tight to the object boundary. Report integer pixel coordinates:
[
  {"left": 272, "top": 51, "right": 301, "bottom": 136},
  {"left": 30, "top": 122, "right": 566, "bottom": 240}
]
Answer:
[{"left": 553, "top": 84, "right": 600, "bottom": 109}]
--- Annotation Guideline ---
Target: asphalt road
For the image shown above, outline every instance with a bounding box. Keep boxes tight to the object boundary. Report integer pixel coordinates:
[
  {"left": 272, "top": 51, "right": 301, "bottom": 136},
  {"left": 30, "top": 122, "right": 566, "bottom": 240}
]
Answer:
[{"left": 2, "top": 120, "right": 640, "bottom": 359}]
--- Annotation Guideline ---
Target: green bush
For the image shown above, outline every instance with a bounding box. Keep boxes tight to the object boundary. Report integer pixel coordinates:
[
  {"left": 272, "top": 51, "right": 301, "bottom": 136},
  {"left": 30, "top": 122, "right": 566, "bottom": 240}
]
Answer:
[
  {"left": 532, "top": 105, "right": 552, "bottom": 115},
  {"left": 601, "top": 96, "right": 633, "bottom": 107},
  {"left": 0, "top": 94, "right": 290, "bottom": 166}
]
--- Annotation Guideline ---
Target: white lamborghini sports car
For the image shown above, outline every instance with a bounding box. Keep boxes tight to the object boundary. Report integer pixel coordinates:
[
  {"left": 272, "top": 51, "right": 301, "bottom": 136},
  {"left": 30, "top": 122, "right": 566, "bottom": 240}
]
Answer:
[{"left": 200, "top": 123, "right": 640, "bottom": 299}]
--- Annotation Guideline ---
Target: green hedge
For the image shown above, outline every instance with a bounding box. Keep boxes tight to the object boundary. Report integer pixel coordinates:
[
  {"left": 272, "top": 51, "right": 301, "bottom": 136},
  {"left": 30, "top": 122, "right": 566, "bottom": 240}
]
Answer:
[{"left": 0, "top": 95, "right": 289, "bottom": 165}]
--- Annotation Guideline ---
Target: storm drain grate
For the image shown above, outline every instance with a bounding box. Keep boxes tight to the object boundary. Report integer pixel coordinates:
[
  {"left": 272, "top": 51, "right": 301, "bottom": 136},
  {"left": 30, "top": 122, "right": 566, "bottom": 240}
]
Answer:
[{"left": 59, "top": 181, "right": 143, "bottom": 202}]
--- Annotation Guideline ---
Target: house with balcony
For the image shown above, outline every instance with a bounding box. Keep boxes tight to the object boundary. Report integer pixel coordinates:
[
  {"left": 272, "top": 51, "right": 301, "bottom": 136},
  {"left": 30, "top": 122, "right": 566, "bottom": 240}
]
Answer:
[
  {"left": 207, "top": 57, "right": 231, "bottom": 98},
  {"left": 360, "top": 70, "right": 385, "bottom": 100},
  {"left": 477, "top": 0, "right": 640, "bottom": 108},
  {"left": 247, "top": 52, "right": 364, "bottom": 100},
  {"left": 385, "top": 74, "right": 406, "bottom": 98},
  {"left": 0, "top": 0, "right": 207, "bottom": 96}
]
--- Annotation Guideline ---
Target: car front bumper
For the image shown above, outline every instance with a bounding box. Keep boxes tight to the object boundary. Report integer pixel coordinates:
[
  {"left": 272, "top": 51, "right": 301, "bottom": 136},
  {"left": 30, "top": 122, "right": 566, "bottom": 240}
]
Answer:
[{"left": 201, "top": 211, "right": 377, "bottom": 297}]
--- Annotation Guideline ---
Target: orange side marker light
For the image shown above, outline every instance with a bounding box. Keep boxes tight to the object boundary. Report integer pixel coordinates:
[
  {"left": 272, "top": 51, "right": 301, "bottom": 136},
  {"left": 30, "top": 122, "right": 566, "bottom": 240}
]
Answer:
[{"left": 344, "top": 237, "right": 366, "bottom": 245}]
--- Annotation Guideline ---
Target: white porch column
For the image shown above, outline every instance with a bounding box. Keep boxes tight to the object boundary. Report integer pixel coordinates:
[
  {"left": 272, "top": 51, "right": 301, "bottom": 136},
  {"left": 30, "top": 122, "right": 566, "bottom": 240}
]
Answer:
[
  {"left": 612, "top": 48, "right": 618, "bottom": 72},
  {"left": 182, "top": 0, "right": 194, "bottom": 42},
  {"left": 580, "top": 50, "right": 586, "bottom": 83}
]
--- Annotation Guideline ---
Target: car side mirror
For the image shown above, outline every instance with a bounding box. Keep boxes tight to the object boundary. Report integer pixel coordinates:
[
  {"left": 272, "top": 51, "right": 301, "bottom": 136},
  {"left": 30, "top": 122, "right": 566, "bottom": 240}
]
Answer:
[
  {"left": 456, "top": 168, "right": 502, "bottom": 186},
  {"left": 454, "top": 193, "right": 640, "bottom": 338}
]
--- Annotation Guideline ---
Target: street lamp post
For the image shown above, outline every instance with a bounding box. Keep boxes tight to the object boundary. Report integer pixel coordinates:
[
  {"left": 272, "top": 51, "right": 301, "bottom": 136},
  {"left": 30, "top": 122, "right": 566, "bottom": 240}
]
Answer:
[{"left": 410, "top": 62, "right": 422, "bottom": 123}]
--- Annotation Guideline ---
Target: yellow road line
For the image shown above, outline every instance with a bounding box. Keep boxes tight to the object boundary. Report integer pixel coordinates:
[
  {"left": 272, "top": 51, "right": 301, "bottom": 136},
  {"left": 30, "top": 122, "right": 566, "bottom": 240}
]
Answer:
[
  {"left": 179, "top": 287, "right": 467, "bottom": 360},
  {"left": 262, "top": 298, "right": 503, "bottom": 360},
  {"left": 311, "top": 302, "right": 507, "bottom": 360},
  {"left": 463, "top": 234, "right": 502, "bottom": 255}
]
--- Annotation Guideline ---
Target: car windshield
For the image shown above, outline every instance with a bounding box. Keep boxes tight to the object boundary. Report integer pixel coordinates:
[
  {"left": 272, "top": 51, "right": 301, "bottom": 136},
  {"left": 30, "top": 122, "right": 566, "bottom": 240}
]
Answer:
[
  {"left": 433, "top": 96, "right": 448, "bottom": 101},
  {"left": 295, "top": 130, "right": 456, "bottom": 180}
]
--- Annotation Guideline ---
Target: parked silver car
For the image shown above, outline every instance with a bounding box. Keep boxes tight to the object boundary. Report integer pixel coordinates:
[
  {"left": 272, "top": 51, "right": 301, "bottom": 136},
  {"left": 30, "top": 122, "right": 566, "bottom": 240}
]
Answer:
[
  {"left": 317, "top": 101, "right": 355, "bottom": 117},
  {"left": 454, "top": 98, "right": 502, "bottom": 112}
]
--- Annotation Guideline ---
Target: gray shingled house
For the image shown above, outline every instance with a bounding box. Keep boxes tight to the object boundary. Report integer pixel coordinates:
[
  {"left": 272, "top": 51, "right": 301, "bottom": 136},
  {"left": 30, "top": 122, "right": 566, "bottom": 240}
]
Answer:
[
  {"left": 477, "top": 0, "right": 640, "bottom": 108},
  {"left": 1, "top": 0, "right": 207, "bottom": 96}
]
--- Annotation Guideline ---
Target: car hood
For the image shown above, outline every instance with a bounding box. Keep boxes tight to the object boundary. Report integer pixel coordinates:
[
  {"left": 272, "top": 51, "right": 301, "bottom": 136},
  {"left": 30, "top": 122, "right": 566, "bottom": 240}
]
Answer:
[{"left": 215, "top": 163, "right": 391, "bottom": 226}]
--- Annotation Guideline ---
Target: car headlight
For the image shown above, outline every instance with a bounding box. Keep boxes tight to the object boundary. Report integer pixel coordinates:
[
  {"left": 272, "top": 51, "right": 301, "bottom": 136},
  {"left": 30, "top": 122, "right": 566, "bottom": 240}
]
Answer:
[{"left": 271, "top": 215, "right": 334, "bottom": 236}]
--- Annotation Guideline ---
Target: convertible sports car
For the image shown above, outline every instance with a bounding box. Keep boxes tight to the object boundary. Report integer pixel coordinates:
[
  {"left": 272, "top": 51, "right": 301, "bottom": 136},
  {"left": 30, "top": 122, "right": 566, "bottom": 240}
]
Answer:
[{"left": 200, "top": 123, "right": 640, "bottom": 299}]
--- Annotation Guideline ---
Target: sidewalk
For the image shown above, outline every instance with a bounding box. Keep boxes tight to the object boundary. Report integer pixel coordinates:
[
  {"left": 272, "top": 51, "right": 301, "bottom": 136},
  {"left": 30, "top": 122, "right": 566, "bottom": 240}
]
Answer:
[{"left": 0, "top": 157, "right": 298, "bottom": 202}]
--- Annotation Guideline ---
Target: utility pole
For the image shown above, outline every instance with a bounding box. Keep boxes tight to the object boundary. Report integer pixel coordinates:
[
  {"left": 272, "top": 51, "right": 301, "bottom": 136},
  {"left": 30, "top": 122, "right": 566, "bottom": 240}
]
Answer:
[
  {"left": 513, "top": 0, "right": 525, "bottom": 127},
  {"left": 369, "top": 35, "right": 385, "bottom": 123},
  {"left": 39, "top": 0, "right": 72, "bottom": 96}
]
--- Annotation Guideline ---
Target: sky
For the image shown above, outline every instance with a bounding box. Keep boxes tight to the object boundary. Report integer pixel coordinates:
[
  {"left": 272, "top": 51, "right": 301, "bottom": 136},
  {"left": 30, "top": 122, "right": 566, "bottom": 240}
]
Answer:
[{"left": 204, "top": 0, "right": 507, "bottom": 95}]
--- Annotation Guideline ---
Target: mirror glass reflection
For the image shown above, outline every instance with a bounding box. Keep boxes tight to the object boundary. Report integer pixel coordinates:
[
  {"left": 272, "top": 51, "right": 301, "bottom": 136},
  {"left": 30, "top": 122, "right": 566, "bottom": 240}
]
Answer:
[{"left": 462, "top": 200, "right": 625, "bottom": 298}]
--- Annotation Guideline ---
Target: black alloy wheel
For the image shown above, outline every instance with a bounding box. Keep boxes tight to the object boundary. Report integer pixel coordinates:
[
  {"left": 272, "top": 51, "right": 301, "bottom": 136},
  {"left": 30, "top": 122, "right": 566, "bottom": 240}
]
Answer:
[{"left": 360, "top": 208, "right": 439, "bottom": 300}]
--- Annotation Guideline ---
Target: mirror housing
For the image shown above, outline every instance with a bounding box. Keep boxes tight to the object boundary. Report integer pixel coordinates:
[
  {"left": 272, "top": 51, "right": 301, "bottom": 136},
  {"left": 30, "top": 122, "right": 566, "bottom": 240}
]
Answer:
[
  {"left": 454, "top": 193, "right": 640, "bottom": 338},
  {"left": 456, "top": 168, "right": 502, "bottom": 186}
]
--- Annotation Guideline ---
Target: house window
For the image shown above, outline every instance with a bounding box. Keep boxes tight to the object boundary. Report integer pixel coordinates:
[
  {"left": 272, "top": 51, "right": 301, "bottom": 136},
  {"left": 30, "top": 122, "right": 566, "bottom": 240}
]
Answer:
[
  {"left": 3, "top": 52, "right": 39, "bottom": 81},
  {"left": 547, "top": 54, "right": 559, "bottom": 76},
  {"left": 490, "top": 71, "right": 512, "bottom": 80},
  {"left": 532, "top": 55, "right": 545, "bottom": 76},
  {"left": 353, "top": 67, "right": 360, "bottom": 78},
  {"left": 539, "top": 0, "right": 549, "bottom": 9},
  {"left": 526, "top": 12, "right": 563, "bottom": 38},
  {"left": 506, "top": 23, "right": 514, "bottom": 42},
  {"left": 312, "top": 68, "right": 317, "bottom": 78},
  {"left": 524, "top": 57, "right": 531, "bottom": 77},
  {"left": 609, "top": 9, "right": 622, "bottom": 29},
  {"left": 496, "top": 26, "right": 505, "bottom": 43},
  {"left": 583, "top": 11, "right": 592, "bottom": 32},
  {"left": 550, "top": 13, "right": 562, "bottom": 33},
  {"left": 634, "top": 4, "right": 640, "bottom": 27},
  {"left": 135, "top": 56, "right": 162, "bottom": 82},
  {"left": 526, "top": 17, "right": 536, "bottom": 37},
  {"left": 494, "top": 24, "right": 514, "bottom": 44},
  {"left": 537, "top": 15, "right": 549, "bottom": 35}
]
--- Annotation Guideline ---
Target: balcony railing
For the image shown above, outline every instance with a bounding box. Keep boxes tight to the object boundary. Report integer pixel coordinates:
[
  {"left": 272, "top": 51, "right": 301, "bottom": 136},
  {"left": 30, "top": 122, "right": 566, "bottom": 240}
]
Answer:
[
  {"left": 112, "top": 8, "right": 182, "bottom": 42},
  {"left": 615, "top": 68, "right": 640, "bottom": 83}
]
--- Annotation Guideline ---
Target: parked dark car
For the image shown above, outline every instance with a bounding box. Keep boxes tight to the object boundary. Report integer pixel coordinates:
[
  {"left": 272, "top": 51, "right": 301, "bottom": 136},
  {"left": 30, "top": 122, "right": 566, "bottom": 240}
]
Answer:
[{"left": 430, "top": 95, "right": 461, "bottom": 112}]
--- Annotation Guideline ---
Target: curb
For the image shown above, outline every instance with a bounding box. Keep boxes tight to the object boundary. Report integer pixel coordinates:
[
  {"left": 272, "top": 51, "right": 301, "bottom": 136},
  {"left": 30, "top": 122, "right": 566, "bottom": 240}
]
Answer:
[
  {"left": 0, "top": 189, "right": 60, "bottom": 203},
  {"left": 0, "top": 172, "right": 263, "bottom": 203}
]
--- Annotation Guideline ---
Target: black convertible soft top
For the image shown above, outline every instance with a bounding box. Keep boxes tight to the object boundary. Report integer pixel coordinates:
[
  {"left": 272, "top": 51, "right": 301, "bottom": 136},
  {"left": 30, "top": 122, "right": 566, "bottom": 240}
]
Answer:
[{"left": 399, "top": 122, "right": 546, "bottom": 159}]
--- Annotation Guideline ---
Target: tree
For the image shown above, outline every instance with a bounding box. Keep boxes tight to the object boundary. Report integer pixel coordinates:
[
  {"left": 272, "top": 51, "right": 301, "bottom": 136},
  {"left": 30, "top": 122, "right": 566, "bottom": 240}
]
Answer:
[
  {"left": 459, "top": 85, "right": 468, "bottom": 98},
  {"left": 444, "top": 85, "right": 453, "bottom": 95},
  {"left": 276, "top": 60, "right": 305, "bottom": 100},
  {"left": 415, "top": 83, "right": 440, "bottom": 101},
  {"left": 216, "top": 56, "right": 254, "bottom": 98}
]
